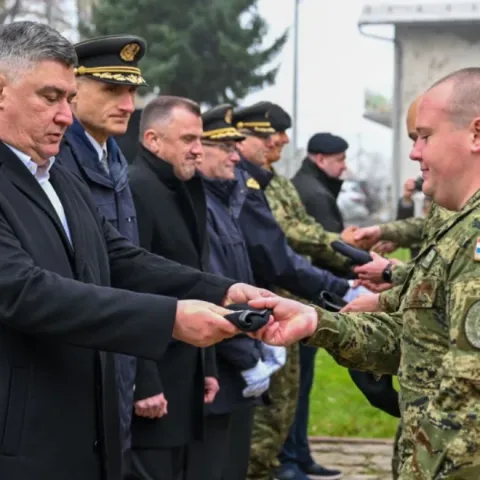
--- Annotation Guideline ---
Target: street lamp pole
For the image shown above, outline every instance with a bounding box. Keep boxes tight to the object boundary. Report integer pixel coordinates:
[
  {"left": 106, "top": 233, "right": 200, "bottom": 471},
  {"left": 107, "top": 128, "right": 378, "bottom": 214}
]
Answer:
[{"left": 291, "top": 0, "right": 300, "bottom": 176}]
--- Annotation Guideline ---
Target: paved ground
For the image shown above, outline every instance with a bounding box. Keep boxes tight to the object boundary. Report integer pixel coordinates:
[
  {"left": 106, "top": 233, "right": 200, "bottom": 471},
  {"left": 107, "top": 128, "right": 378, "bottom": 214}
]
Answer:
[{"left": 310, "top": 437, "right": 393, "bottom": 480}]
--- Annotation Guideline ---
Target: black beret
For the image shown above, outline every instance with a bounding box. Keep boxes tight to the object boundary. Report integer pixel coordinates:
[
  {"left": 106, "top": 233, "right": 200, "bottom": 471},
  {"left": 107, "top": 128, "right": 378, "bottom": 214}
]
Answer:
[
  {"left": 307, "top": 132, "right": 349, "bottom": 154},
  {"left": 202, "top": 104, "right": 245, "bottom": 142},
  {"left": 268, "top": 104, "right": 292, "bottom": 132},
  {"left": 233, "top": 102, "right": 275, "bottom": 137},
  {"left": 75, "top": 34, "right": 147, "bottom": 86}
]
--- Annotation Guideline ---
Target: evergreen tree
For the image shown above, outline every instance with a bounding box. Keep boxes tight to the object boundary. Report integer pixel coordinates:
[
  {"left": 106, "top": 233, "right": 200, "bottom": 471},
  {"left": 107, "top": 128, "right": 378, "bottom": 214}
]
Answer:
[{"left": 84, "top": 0, "right": 287, "bottom": 105}]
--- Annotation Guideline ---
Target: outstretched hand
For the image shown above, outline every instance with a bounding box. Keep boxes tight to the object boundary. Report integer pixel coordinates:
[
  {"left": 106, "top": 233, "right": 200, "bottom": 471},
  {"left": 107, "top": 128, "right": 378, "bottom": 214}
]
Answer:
[{"left": 247, "top": 296, "right": 318, "bottom": 346}]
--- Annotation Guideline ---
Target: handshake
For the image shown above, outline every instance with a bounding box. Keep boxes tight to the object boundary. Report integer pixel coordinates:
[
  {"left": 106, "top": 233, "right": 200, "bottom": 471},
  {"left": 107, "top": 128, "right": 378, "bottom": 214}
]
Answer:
[{"left": 173, "top": 283, "right": 319, "bottom": 349}]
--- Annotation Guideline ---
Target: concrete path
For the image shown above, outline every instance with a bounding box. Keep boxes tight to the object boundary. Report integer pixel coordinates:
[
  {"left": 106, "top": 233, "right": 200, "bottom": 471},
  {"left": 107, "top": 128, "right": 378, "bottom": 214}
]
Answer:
[{"left": 310, "top": 437, "right": 393, "bottom": 480}]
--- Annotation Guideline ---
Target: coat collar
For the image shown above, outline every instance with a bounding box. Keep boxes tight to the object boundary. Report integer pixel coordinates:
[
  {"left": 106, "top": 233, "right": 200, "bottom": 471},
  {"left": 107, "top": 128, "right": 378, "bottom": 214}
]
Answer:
[
  {"left": 299, "top": 157, "right": 343, "bottom": 199},
  {"left": 133, "top": 144, "right": 183, "bottom": 189},
  {"left": 238, "top": 156, "right": 273, "bottom": 190},
  {"left": 63, "top": 119, "right": 130, "bottom": 191},
  {"left": 201, "top": 172, "right": 237, "bottom": 202},
  {"left": 0, "top": 141, "right": 79, "bottom": 262}
]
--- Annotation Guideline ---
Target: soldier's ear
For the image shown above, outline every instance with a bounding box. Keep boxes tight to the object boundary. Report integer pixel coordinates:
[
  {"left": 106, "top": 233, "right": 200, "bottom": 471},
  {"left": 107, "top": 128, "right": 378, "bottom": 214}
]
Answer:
[
  {"left": 0, "top": 73, "right": 7, "bottom": 110},
  {"left": 471, "top": 117, "right": 480, "bottom": 153}
]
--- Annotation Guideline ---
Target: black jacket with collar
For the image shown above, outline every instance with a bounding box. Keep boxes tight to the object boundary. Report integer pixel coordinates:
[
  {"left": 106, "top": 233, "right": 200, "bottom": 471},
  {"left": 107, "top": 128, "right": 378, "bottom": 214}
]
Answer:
[
  {"left": 292, "top": 157, "right": 344, "bottom": 233},
  {"left": 129, "top": 145, "right": 217, "bottom": 448},
  {"left": 0, "top": 142, "right": 233, "bottom": 480}
]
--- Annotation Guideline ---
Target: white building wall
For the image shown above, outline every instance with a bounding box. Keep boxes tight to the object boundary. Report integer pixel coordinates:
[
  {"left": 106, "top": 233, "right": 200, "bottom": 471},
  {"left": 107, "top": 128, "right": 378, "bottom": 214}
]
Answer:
[{"left": 396, "top": 24, "right": 480, "bottom": 184}]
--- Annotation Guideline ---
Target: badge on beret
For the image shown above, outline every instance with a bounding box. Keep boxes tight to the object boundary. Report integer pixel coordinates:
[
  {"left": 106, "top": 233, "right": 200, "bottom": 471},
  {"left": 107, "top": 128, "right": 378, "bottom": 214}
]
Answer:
[
  {"left": 120, "top": 43, "right": 141, "bottom": 62},
  {"left": 246, "top": 178, "right": 260, "bottom": 190},
  {"left": 224, "top": 109, "right": 233, "bottom": 125},
  {"left": 474, "top": 237, "right": 480, "bottom": 262},
  {"left": 464, "top": 300, "right": 480, "bottom": 348}
]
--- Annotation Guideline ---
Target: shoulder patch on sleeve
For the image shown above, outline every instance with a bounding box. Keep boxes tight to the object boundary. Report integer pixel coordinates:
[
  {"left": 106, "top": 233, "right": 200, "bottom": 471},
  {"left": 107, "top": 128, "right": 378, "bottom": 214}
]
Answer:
[{"left": 465, "top": 301, "right": 480, "bottom": 348}]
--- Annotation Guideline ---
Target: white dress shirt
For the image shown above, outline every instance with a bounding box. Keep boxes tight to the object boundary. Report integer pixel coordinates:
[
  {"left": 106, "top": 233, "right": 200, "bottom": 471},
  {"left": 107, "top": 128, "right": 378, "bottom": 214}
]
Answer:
[
  {"left": 85, "top": 131, "right": 109, "bottom": 173},
  {"left": 5, "top": 143, "right": 72, "bottom": 244}
]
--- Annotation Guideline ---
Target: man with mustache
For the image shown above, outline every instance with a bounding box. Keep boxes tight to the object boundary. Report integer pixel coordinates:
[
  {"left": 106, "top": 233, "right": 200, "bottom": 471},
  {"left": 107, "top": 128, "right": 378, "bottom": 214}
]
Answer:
[{"left": 56, "top": 35, "right": 152, "bottom": 476}]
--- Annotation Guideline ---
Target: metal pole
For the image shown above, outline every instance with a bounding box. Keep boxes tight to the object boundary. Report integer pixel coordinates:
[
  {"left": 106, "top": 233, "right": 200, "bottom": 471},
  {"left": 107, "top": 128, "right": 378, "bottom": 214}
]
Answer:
[
  {"left": 391, "top": 36, "right": 403, "bottom": 220},
  {"left": 291, "top": 0, "right": 300, "bottom": 177}
]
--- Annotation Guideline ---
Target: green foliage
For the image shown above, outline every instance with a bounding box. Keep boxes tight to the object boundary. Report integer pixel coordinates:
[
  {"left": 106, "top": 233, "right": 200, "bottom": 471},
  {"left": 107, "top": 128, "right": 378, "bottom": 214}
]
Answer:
[{"left": 84, "top": 0, "right": 288, "bottom": 105}]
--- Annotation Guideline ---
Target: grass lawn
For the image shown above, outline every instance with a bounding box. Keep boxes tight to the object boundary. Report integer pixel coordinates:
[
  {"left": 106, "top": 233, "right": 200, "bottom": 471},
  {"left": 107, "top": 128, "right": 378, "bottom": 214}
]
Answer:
[
  {"left": 386, "top": 248, "right": 411, "bottom": 263},
  {"left": 308, "top": 248, "right": 409, "bottom": 439},
  {"left": 308, "top": 350, "right": 399, "bottom": 438}
]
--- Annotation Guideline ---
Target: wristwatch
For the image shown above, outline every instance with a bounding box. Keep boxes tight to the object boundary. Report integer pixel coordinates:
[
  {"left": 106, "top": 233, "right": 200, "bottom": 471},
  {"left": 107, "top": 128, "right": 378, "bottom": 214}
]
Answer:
[{"left": 382, "top": 261, "right": 394, "bottom": 283}]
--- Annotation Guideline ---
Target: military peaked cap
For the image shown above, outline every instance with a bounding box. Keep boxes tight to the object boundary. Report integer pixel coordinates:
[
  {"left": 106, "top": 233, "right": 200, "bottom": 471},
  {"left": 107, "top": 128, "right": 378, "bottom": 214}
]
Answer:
[
  {"left": 233, "top": 102, "right": 275, "bottom": 137},
  {"left": 268, "top": 104, "right": 292, "bottom": 132},
  {"left": 75, "top": 34, "right": 147, "bottom": 86},
  {"left": 202, "top": 104, "right": 245, "bottom": 142}
]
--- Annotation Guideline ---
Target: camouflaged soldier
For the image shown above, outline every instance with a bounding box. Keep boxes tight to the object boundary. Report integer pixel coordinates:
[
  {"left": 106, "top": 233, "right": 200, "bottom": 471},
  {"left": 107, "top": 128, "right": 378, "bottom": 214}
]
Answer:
[
  {"left": 245, "top": 105, "right": 303, "bottom": 480},
  {"left": 263, "top": 106, "right": 352, "bottom": 276},
  {"left": 250, "top": 68, "right": 480, "bottom": 479},
  {"left": 248, "top": 104, "right": 344, "bottom": 480},
  {"left": 354, "top": 94, "right": 452, "bottom": 254},
  {"left": 247, "top": 292, "right": 300, "bottom": 480},
  {"left": 354, "top": 96, "right": 453, "bottom": 290},
  {"left": 353, "top": 96, "right": 454, "bottom": 479},
  {"left": 353, "top": 194, "right": 453, "bottom": 252}
]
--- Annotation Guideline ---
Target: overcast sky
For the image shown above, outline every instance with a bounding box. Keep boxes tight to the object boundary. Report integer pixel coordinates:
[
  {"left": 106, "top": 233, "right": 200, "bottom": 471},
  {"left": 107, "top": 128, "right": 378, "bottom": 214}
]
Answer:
[
  {"left": 244, "top": 0, "right": 465, "bottom": 173},
  {"left": 244, "top": 0, "right": 394, "bottom": 169}
]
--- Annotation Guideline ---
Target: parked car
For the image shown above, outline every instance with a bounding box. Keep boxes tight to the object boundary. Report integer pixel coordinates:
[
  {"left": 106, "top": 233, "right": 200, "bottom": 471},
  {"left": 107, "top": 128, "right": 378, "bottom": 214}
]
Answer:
[{"left": 337, "top": 180, "right": 370, "bottom": 226}]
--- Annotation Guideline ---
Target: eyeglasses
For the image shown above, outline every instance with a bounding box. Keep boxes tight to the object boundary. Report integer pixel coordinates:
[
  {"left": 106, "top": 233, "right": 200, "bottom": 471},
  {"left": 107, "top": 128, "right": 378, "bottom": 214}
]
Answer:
[{"left": 202, "top": 141, "right": 237, "bottom": 153}]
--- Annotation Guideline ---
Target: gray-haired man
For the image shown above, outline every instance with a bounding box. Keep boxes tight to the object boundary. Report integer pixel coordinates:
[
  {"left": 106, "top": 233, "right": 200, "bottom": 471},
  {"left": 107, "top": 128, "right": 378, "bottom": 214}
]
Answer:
[{"left": 0, "top": 21, "right": 272, "bottom": 480}]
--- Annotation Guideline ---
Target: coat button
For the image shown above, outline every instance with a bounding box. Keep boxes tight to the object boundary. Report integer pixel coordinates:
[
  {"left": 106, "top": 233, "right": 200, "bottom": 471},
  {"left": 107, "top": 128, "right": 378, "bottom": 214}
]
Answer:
[{"left": 93, "top": 440, "right": 100, "bottom": 452}]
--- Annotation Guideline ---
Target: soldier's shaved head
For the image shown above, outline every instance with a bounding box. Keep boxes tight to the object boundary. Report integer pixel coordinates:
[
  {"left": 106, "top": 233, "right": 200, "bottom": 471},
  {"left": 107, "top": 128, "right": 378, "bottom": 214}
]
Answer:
[{"left": 426, "top": 67, "right": 480, "bottom": 127}]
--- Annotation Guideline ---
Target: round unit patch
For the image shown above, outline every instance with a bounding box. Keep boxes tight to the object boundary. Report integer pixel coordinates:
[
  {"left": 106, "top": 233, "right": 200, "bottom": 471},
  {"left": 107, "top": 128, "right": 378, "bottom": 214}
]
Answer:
[{"left": 464, "top": 300, "right": 480, "bottom": 349}]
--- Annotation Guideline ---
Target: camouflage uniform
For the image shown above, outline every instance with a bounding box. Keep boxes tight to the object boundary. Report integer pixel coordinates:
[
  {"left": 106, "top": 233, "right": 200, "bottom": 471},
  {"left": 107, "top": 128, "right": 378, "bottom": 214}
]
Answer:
[
  {"left": 380, "top": 203, "right": 451, "bottom": 248},
  {"left": 249, "top": 169, "right": 344, "bottom": 480},
  {"left": 307, "top": 189, "right": 480, "bottom": 479},
  {"left": 380, "top": 217, "right": 425, "bottom": 247},
  {"left": 248, "top": 289, "right": 300, "bottom": 480},
  {"left": 381, "top": 203, "right": 454, "bottom": 478},
  {"left": 264, "top": 169, "right": 351, "bottom": 274},
  {"left": 385, "top": 203, "right": 453, "bottom": 287}
]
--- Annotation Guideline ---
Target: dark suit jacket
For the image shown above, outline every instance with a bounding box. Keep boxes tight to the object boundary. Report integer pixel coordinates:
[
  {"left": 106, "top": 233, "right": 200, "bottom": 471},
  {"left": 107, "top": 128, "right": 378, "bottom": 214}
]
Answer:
[
  {"left": 129, "top": 145, "right": 217, "bottom": 448},
  {"left": 0, "top": 142, "right": 233, "bottom": 480}
]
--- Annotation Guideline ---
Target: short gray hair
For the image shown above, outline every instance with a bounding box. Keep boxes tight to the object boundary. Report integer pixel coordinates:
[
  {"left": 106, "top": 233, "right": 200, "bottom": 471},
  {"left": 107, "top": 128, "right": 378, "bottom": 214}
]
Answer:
[
  {"left": 428, "top": 67, "right": 480, "bottom": 127},
  {"left": 0, "top": 21, "right": 77, "bottom": 80},
  {"left": 139, "top": 95, "right": 201, "bottom": 139}
]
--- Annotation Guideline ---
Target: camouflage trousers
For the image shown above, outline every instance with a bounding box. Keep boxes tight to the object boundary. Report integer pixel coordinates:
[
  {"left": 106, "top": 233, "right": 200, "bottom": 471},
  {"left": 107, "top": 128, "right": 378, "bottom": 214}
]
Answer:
[
  {"left": 247, "top": 341, "right": 300, "bottom": 480},
  {"left": 392, "top": 422, "right": 402, "bottom": 480}
]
